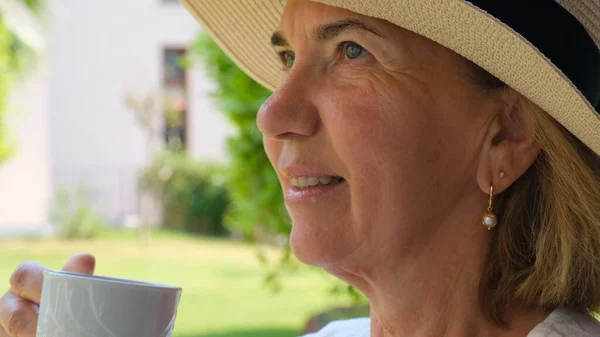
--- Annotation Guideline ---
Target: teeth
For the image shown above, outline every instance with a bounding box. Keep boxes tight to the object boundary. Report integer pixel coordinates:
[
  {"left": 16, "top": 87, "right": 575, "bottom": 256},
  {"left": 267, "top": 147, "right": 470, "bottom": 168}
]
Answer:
[
  {"left": 291, "top": 176, "right": 343, "bottom": 189},
  {"left": 319, "top": 177, "right": 332, "bottom": 185}
]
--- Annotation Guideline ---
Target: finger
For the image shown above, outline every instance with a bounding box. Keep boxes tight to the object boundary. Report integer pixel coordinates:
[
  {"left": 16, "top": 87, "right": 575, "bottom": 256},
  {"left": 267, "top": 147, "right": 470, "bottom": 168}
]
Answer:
[
  {"left": 61, "top": 253, "right": 96, "bottom": 275},
  {"left": 9, "top": 263, "right": 46, "bottom": 305},
  {"left": 0, "top": 327, "right": 10, "bottom": 337},
  {"left": 0, "top": 292, "right": 38, "bottom": 337}
]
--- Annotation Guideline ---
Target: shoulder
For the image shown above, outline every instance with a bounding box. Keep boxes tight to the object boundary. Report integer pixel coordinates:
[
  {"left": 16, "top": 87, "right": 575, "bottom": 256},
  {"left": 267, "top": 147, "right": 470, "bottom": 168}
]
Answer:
[
  {"left": 528, "top": 308, "right": 600, "bottom": 337},
  {"left": 301, "top": 318, "right": 370, "bottom": 337}
]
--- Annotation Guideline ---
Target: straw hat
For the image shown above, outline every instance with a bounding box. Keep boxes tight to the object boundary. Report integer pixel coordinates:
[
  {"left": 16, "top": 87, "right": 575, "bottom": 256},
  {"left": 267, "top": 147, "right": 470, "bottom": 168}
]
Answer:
[{"left": 182, "top": 0, "right": 600, "bottom": 155}]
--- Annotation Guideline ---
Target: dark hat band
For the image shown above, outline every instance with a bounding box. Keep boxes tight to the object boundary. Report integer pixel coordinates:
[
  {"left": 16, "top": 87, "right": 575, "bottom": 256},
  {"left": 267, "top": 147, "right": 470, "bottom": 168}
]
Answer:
[{"left": 470, "top": 0, "right": 600, "bottom": 111}]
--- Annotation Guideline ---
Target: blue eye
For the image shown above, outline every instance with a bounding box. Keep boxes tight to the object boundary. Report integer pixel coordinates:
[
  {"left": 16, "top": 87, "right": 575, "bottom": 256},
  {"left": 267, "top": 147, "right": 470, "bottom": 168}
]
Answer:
[
  {"left": 280, "top": 51, "right": 295, "bottom": 69},
  {"left": 343, "top": 42, "right": 368, "bottom": 60}
]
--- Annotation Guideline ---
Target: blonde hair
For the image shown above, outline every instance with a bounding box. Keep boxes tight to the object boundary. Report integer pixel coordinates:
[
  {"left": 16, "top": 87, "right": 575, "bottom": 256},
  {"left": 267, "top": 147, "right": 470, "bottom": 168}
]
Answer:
[
  {"left": 464, "top": 58, "right": 600, "bottom": 324},
  {"left": 479, "top": 92, "right": 600, "bottom": 325}
]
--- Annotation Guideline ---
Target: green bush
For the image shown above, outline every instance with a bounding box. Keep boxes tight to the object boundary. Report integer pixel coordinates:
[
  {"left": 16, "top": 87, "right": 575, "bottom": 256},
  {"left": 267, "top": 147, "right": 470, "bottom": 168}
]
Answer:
[
  {"left": 50, "top": 185, "right": 107, "bottom": 240},
  {"left": 139, "top": 151, "right": 230, "bottom": 236}
]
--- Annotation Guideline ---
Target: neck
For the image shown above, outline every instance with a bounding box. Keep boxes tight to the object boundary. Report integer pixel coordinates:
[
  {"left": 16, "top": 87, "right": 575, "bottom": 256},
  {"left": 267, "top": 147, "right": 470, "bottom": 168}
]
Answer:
[
  {"left": 327, "top": 203, "right": 547, "bottom": 337},
  {"left": 369, "top": 218, "right": 491, "bottom": 337}
]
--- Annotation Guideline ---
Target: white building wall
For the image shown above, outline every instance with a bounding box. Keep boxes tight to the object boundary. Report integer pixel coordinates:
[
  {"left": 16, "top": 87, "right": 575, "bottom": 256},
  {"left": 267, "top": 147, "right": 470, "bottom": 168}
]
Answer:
[
  {"left": 0, "top": 0, "right": 235, "bottom": 230},
  {"left": 47, "top": 0, "right": 234, "bottom": 223},
  {"left": 0, "top": 63, "right": 52, "bottom": 233}
]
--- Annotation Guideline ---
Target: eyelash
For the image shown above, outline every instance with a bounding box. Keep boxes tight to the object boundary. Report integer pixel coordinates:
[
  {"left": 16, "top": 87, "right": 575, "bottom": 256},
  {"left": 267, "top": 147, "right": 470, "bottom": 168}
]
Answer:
[
  {"left": 337, "top": 41, "right": 355, "bottom": 54},
  {"left": 278, "top": 41, "right": 368, "bottom": 70}
]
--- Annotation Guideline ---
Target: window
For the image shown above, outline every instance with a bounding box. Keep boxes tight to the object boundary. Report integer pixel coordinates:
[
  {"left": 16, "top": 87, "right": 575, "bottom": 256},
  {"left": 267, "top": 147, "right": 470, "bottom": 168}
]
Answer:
[{"left": 163, "top": 48, "right": 188, "bottom": 151}]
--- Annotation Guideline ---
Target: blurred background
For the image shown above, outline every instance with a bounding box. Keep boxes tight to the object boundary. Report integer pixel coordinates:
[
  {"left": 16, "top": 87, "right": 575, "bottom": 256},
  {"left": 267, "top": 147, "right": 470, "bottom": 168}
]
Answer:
[{"left": 0, "top": 0, "right": 368, "bottom": 336}]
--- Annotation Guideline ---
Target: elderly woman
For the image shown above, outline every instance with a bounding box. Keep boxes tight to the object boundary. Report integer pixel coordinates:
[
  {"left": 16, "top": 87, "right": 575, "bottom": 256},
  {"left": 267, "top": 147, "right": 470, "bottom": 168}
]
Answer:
[{"left": 1, "top": 0, "right": 600, "bottom": 336}]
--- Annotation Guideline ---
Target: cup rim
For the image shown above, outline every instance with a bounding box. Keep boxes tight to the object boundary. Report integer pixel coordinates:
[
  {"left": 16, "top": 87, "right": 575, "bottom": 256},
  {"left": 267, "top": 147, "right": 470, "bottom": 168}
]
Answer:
[{"left": 44, "top": 270, "right": 182, "bottom": 291}]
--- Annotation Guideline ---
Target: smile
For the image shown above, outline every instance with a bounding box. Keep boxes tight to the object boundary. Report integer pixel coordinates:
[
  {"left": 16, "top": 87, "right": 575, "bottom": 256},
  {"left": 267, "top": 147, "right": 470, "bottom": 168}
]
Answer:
[{"left": 290, "top": 176, "right": 345, "bottom": 189}]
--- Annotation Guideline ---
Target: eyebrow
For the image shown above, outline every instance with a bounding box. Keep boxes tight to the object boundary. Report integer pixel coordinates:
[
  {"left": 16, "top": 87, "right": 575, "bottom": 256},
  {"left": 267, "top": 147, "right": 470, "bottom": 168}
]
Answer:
[{"left": 270, "top": 19, "right": 385, "bottom": 47}]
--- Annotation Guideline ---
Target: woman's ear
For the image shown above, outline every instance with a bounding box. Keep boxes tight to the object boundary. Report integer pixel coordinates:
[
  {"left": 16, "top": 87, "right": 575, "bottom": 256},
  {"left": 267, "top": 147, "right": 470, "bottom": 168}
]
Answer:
[{"left": 476, "top": 94, "right": 540, "bottom": 196}]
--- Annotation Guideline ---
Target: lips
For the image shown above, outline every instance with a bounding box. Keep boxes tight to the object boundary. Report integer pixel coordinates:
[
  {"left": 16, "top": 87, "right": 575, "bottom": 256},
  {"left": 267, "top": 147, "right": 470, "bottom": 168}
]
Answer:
[{"left": 278, "top": 165, "right": 347, "bottom": 204}]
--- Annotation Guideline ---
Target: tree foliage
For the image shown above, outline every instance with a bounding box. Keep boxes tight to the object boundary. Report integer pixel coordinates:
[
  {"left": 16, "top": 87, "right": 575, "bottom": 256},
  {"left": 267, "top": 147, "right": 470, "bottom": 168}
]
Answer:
[
  {"left": 190, "top": 33, "right": 291, "bottom": 241},
  {"left": 0, "top": 0, "right": 43, "bottom": 164},
  {"left": 0, "top": 19, "right": 17, "bottom": 163}
]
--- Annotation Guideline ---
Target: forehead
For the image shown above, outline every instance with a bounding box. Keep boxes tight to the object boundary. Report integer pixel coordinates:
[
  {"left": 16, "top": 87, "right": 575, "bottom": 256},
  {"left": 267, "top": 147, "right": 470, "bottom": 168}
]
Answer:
[{"left": 278, "top": 0, "right": 380, "bottom": 32}]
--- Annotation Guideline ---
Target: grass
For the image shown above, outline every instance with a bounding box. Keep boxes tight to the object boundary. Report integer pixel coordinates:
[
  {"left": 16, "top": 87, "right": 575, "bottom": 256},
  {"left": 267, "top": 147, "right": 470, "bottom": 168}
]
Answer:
[{"left": 0, "top": 230, "right": 355, "bottom": 337}]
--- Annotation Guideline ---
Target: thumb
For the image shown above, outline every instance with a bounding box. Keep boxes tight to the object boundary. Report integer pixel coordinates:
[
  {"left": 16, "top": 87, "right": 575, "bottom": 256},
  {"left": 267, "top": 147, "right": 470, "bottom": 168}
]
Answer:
[{"left": 61, "top": 253, "right": 96, "bottom": 275}]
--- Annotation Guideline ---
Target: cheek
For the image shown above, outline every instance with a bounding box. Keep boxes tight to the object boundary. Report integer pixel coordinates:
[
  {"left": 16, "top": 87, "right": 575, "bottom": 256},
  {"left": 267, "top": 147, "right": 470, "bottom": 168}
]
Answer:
[
  {"left": 319, "top": 78, "right": 455, "bottom": 235},
  {"left": 323, "top": 78, "right": 441, "bottom": 174}
]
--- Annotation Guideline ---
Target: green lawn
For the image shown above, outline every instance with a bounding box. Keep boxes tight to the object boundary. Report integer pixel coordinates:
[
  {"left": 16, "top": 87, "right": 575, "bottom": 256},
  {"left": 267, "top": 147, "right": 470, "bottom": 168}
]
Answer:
[{"left": 0, "top": 231, "right": 353, "bottom": 337}]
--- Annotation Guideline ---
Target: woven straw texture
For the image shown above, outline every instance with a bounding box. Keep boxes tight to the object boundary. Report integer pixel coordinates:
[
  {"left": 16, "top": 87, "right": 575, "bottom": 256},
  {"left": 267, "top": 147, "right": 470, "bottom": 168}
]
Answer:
[{"left": 181, "top": 0, "right": 600, "bottom": 155}]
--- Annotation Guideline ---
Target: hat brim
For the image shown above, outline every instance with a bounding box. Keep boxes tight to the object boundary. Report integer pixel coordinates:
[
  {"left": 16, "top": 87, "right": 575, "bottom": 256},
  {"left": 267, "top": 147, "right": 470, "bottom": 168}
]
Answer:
[{"left": 182, "top": 0, "right": 600, "bottom": 155}]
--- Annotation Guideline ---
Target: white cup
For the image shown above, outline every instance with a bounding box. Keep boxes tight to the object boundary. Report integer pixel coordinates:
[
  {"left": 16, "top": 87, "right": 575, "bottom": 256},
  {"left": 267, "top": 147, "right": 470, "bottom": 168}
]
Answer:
[{"left": 36, "top": 270, "right": 182, "bottom": 337}]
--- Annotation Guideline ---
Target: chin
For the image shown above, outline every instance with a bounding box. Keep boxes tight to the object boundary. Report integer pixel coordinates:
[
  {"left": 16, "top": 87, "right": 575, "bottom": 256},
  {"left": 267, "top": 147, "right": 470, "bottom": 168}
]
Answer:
[
  {"left": 289, "top": 218, "right": 355, "bottom": 268},
  {"left": 290, "top": 228, "right": 325, "bottom": 267}
]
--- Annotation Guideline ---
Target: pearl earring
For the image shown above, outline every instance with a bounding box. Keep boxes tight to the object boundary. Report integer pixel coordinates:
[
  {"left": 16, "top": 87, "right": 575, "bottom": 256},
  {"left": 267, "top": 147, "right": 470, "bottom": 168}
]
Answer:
[{"left": 482, "top": 185, "right": 498, "bottom": 230}]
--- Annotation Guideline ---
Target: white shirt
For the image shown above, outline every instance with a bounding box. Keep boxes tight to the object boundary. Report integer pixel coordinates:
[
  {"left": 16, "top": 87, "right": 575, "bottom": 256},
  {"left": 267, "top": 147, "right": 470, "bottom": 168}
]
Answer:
[{"left": 302, "top": 308, "right": 600, "bottom": 337}]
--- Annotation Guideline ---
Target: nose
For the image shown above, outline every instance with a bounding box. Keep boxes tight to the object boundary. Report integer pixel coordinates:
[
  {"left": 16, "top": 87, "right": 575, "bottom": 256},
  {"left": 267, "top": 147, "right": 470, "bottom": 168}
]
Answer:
[{"left": 257, "top": 69, "right": 320, "bottom": 140}]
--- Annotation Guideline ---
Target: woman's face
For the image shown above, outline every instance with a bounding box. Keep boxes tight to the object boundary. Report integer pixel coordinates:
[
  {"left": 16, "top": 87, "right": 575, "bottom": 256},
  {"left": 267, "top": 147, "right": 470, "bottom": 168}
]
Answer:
[{"left": 257, "top": 0, "right": 496, "bottom": 269}]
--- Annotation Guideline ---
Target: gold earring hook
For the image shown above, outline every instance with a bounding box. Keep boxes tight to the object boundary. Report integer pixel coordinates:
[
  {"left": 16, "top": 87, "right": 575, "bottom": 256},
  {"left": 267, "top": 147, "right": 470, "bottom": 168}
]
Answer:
[{"left": 488, "top": 185, "right": 494, "bottom": 212}]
